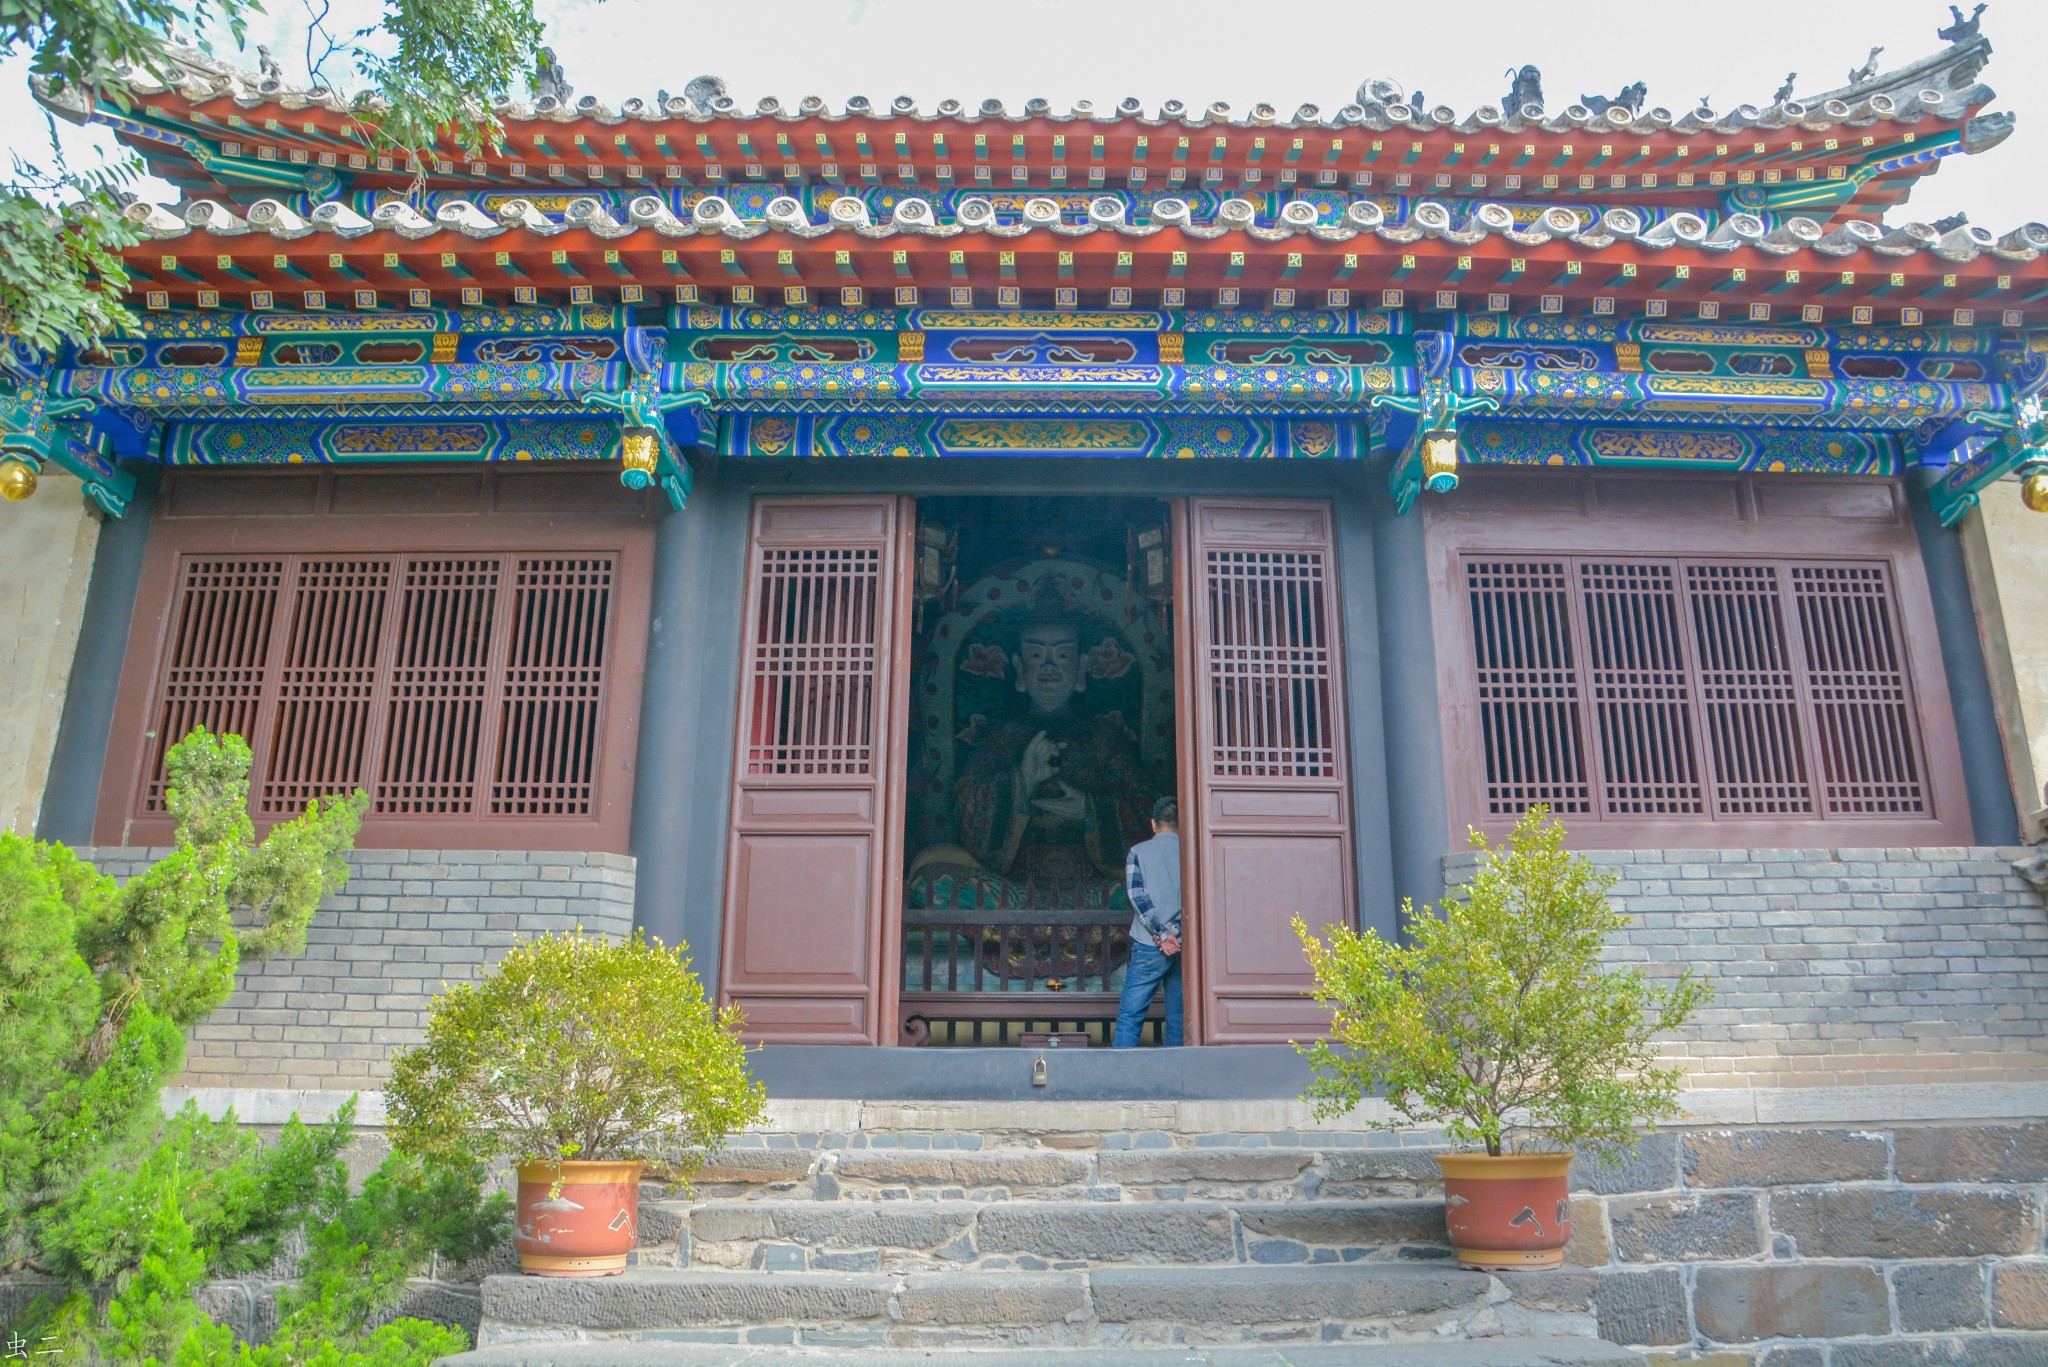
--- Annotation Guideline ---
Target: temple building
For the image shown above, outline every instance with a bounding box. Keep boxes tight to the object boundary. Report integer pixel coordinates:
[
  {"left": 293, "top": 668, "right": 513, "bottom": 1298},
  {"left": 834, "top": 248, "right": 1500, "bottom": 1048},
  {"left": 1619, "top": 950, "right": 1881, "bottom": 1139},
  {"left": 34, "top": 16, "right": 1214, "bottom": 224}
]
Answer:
[{"left": 3, "top": 16, "right": 2045, "bottom": 1080}]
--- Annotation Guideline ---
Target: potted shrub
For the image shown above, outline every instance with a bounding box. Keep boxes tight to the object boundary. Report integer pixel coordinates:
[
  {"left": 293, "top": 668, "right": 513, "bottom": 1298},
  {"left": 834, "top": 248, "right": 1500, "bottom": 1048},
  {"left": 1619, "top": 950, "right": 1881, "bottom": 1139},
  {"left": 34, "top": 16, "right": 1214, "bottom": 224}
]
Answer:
[
  {"left": 387, "top": 928, "right": 765, "bottom": 1277},
  {"left": 1295, "top": 807, "right": 1708, "bottom": 1270}
]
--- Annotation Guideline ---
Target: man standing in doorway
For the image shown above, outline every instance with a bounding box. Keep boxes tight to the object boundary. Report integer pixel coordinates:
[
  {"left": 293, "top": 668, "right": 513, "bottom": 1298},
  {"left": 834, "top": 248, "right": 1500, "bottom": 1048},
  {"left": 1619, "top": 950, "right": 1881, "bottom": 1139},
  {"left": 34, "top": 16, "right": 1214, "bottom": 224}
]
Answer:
[{"left": 1113, "top": 796, "right": 1183, "bottom": 1048}]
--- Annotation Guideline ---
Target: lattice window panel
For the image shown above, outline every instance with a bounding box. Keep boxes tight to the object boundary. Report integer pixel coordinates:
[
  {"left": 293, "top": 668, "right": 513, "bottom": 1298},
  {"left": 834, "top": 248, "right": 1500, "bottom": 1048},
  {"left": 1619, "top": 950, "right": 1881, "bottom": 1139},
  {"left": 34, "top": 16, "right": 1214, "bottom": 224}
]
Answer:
[
  {"left": 260, "top": 559, "right": 392, "bottom": 815},
  {"left": 1467, "top": 561, "right": 1591, "bottom": 815},
  {"left": 1203, "top": 549, "right": 1336, "bottom": 779},
  {"left": 491, "top": 557, "right": 613, "bottom": 816},
  {"left": 1686, "top": 563, "right": 1813, "bottom": 815},
  {"left": 141, "top": 551, "right": 618, "bottom": 825},
  {"left": 1791, "top": 564, "right": 1928, "bottom": 815},
  {"left": 144, "top": 559, "right": 285, "bottom": 811},
  {"left": 746, "top": 547, "right": 881, "bottom": 776},
  {"left": 1461, "top": 555, "right": 1929, "bottom": 826},
  {"left": 378, "top": 559, "right": 499, "bottom": 815},
  {"left": 1580, "top": 562, "right": 1703, "bottom": 816}
]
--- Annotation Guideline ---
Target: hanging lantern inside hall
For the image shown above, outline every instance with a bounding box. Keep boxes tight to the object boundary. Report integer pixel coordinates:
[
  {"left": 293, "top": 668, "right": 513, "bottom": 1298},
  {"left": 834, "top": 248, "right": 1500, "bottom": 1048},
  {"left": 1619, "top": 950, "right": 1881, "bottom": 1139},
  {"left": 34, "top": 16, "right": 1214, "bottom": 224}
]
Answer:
[
  {"left": 1420, "top": 429, "right": 1459, "bottom": 494},
  {"left": 1127, "top": 518, "right": 1172, "bottom": 619},
  {"left": 0, "top": 458, "right": 37, "bottom": 503},
  {"left": 619, "top": 430, "right": 660, "bottom": 490},
  {"left": 913, "top": 518, "right": 957, "bottom": 622},
  {"left": 2023, "top": 465, "right": 2048, "bottom": 513}
]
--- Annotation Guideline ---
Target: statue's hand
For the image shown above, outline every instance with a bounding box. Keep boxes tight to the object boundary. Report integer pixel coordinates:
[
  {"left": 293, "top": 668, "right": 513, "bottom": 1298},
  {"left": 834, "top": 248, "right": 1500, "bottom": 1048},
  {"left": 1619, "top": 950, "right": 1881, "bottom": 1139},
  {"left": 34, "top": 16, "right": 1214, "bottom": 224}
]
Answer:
[
  {"left": 1031, "top": 780, "right": 1088, "bottom": 822},
  {"left": 1018, "top": 731, "right": 1063, "bottom": 795}
]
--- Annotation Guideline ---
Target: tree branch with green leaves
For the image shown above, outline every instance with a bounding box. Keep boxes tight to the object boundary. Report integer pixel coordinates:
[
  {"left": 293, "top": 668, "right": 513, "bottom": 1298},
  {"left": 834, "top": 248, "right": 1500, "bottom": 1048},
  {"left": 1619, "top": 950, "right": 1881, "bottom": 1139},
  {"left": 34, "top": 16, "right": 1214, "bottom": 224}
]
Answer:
[{"left": 1295, "top": 806, "right": 1710, "bottom": 1158}]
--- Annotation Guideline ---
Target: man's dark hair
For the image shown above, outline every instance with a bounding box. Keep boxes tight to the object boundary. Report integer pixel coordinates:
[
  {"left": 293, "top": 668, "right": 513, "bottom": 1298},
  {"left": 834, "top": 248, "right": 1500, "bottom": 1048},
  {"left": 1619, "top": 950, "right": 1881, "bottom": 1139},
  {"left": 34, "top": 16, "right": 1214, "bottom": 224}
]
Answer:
[{"left": 1151, "top": 796, "right": 1179, "bottom": 825}]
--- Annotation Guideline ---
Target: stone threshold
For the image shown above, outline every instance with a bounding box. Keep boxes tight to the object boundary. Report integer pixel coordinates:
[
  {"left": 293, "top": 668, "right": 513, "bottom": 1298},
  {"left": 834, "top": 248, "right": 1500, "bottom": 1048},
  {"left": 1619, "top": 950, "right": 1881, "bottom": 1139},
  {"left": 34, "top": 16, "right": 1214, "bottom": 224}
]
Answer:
[{"left": 164, "top": 1080, "right": 2048, "bottom": 1131}]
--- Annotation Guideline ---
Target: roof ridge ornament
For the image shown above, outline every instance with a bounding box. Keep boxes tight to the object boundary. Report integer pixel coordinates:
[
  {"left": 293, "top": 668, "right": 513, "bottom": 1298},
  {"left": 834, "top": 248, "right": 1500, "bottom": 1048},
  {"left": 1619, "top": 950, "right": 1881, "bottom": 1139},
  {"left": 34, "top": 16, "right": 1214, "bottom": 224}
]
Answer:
[
  {"left": 531, "top": 47, "right": 571, "bottom": 107},
  {"left": 1939, "top": 4, "right": 1988, "bottom": 44}
]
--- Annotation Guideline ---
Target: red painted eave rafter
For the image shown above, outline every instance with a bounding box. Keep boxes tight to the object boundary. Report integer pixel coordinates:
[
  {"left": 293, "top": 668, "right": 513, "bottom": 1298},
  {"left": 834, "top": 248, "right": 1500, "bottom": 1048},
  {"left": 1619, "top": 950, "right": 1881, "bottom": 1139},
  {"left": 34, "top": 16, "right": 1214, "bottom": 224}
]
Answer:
[{"left": 125, "top": 231, "right": 2048, "bottom": 323}]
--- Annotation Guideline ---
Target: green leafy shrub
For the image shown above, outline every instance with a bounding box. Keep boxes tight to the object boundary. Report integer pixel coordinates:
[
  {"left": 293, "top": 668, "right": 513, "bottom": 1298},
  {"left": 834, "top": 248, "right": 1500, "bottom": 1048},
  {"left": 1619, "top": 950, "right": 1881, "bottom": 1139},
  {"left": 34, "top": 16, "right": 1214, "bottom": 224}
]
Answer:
[
  {"left": 1, "top": 728, "right": 366, "bottom": 1275},
  {"left": 0, "top": 727, "right": 504, "bottom": 1366},
  {"left": 1296, "top": 806, "right": 1710, "bottom": 1157},
  {"left": 388, "top": 928, "right": 764, "bottom": 1180}
]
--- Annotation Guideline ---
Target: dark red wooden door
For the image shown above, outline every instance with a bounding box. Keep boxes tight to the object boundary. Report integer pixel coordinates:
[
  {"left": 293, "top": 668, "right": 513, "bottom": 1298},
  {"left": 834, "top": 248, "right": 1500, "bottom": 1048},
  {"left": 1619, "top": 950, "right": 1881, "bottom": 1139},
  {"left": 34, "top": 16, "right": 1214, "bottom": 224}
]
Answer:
[
  {"left": 1184, "top": 499, "right": 1357, "bottom": 1044},
  {"left": 719, "top": 497, "right": 911, "bottom": 1044}
]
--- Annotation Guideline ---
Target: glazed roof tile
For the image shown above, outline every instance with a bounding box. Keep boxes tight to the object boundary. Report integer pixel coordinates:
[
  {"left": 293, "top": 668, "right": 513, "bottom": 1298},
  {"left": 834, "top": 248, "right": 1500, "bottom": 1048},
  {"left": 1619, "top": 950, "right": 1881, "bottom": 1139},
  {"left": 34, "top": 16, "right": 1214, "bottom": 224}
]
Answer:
[
  {"left": 55, "top": 27, "right": 2002, "bottom": 143},
  {"left": 122, "top": 193, "right": 2048, "bottom": 267}
]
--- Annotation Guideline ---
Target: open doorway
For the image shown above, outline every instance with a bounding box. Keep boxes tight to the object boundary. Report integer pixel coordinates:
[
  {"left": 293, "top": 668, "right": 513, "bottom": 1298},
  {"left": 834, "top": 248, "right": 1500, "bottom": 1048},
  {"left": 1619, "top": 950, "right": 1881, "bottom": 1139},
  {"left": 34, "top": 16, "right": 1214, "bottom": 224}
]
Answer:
[{"left": 898, "top": 495, "right": 1180, "bottom": 1046}]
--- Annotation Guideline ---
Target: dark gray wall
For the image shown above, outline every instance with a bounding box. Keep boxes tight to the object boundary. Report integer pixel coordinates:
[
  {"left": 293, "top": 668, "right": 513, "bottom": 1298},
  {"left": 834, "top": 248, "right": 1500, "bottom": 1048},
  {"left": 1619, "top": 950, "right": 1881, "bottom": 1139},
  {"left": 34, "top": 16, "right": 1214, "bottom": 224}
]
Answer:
[
  {"left": 1908, "top": 469, "right": 2022, "bottom": 846},
  {"left": 629, "top": 461, "right": 750, "bottom": 968},
  {"left": 1331, "top": 484, "right": 1397, "bottom": 940},
  {"left": 38, "top": 465, "right": 158, "bottom": 845},
  {"left": 1370, "top": 487, "right": 1451, "bottom": 918}
]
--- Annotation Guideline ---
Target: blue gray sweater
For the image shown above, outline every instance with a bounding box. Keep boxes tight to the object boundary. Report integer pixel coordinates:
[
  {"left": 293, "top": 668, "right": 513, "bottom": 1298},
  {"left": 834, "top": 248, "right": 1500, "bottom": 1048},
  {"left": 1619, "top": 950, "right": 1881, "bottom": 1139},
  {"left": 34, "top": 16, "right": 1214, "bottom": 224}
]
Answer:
[{"left": 1125, "top": 831, "right": 1182, "bottom": 948}]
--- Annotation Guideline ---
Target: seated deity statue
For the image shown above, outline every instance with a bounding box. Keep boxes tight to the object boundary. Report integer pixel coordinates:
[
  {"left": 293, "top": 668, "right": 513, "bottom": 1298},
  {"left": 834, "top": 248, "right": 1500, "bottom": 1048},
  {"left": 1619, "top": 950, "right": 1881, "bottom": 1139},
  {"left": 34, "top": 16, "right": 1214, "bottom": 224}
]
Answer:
[{"left": 910, "top": 609, "right": 1152, "bottom": 916}]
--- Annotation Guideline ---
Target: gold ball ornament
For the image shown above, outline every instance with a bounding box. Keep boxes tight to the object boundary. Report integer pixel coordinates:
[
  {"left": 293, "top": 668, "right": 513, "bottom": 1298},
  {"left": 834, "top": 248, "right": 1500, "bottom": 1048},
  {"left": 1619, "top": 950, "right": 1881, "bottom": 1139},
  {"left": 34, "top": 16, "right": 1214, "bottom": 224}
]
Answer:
[
  {"left": 2023, "top": 466, "right": 2048, "bottom": 514},
  {"left": 0, "top": 459, "right": 37, "bottom": 503}
]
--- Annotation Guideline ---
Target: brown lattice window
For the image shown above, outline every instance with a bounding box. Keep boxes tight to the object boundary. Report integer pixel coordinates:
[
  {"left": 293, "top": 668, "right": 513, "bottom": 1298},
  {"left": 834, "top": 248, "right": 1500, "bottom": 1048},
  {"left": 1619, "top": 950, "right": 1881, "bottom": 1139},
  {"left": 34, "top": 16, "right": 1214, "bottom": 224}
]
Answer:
[
  {"left": 1203, "top": 547, "right": 1336, "bottom": 779},
  {"left": 1462, "top": 554, "right": 1934, "bottom": 829},
  {"left": 138, "top": 550, "right": 617, "bottom": 826},
  {"left": 746, "top": 546, "right": 882, "bottom": 777},
  {"left": 102, "top": 468, "right": 653, "bottom": 851}
]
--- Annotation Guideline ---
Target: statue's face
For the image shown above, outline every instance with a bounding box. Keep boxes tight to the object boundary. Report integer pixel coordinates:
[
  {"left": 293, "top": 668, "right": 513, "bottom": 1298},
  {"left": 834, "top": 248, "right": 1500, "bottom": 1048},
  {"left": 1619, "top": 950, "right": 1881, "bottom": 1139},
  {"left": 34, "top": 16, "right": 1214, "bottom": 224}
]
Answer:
[{"left": 1017, "top": 622, "right": 1083, "bottom": 714}]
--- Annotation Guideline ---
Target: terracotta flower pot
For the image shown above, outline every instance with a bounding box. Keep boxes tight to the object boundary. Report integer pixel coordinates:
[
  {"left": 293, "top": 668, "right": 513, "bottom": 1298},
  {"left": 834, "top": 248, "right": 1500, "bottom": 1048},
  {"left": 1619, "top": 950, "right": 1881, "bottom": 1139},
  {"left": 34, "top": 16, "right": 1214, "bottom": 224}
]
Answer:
[
  {"left": 1433, "top": 1152, "right": 1574, "bottom": 1271},
  {"left": 514, "top": 1159, "right": 645, "bottom": 1277}
]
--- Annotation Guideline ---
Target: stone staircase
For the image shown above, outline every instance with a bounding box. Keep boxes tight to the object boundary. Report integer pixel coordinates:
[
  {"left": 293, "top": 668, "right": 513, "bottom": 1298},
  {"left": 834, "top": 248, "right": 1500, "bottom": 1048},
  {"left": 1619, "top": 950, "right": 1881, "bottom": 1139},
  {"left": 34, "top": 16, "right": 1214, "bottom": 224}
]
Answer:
[{"left": 449, "top": 1119, "right": 1637, "bottom": 1363}]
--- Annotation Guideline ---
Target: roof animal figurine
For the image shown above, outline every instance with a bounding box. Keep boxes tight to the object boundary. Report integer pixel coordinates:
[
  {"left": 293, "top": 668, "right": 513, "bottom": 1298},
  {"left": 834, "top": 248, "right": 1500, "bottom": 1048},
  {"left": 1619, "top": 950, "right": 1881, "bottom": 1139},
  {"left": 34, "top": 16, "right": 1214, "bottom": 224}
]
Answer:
[
  {"left": 682, "top": 74, "right": 729, "bottom": 113},
  {"left": 530, "top": 46, "right": 571, "bottom": 106},
  {"left": 1579, "top": 81, "right": 1646, "bottom": 117},
  {"left": 1505, "top": 65, "right": 1543, "bottom": 112},
  {"left": 1773, "top": 72, "right": 1797, "bottom": 104},
  {"left": 1933, "top": 211, "right": 1971, "bottom": 233},
  {"left": 1354, "top": 78, "right": 1405, "bottom": 111},
  {"left": 256, "top": 46, "right": 283, "bottom": 81},
  {"left": 1940, "top": 3, "right": 1988, "bottom": 43},
  {"left": 1849, "top": 47, "right": 1883, "bottom": 85}
]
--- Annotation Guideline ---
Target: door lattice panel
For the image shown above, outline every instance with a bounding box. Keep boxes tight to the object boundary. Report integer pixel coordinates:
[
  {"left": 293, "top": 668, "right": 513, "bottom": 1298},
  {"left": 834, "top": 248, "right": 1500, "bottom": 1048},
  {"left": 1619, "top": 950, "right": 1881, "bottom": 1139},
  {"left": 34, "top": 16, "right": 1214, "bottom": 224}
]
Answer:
[
  {"left": 1467, "top": 561, "right": 1591, "bottom": 816},
  {"left": 747, "top": 546, "right": 882, "bottom": 776},
  {"left": 146, "top": 559, "right": 285, "bottom": 812},
  {"left": 1202, "top": 549, "right": 1335, "bottom": 779},
  {"left": 1462, "top": 554, "right": 1930, "bottom": 828},
  {"left": 140, "top": 551, "right": 618, "bottom": 829},
  {"left": 1791, "top": 564, "right": 1928, "bottom": 816}
]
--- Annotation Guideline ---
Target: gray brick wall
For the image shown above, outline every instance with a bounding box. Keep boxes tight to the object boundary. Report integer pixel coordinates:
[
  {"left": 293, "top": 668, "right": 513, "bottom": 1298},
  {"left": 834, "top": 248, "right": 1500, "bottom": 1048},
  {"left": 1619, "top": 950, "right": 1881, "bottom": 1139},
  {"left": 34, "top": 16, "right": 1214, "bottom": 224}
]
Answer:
[
  {"left": 1443, "top": 846, "right": 2048, "bottom": 1090},
  {"left": 82, "top": 847, "right": 637, "bottom": 1092}
]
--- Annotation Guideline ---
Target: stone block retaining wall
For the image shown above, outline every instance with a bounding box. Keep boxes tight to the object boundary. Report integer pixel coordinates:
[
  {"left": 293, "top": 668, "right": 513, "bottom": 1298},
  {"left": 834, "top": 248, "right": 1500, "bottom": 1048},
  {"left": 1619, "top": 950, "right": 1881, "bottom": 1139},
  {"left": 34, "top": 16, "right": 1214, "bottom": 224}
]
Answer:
[
  {"left": 82, "top": 847, "right": 637, "bottom": 1092},
  {"left": 1571, "top": 1120, "right": 2048, "bottom": 1364},
  {"left": 1445, "top": 846, "right": 2048, "bottom": 1091}
]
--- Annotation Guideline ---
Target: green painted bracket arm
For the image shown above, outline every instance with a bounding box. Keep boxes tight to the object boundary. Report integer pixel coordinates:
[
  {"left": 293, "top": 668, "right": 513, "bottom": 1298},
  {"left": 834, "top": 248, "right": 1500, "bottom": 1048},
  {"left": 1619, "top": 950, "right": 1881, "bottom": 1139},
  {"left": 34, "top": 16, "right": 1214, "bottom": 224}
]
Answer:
[
  {"left": 1929, "top": 351, "right": 2048, "bottom": 526},
  {"left": 1929, "top": 415, "right": 2046, "bottom": 526},
  {"left": 1369, "top": 382, "right": 1500, "bottom": 515},
  {"left": 0, "top": 358, "right": 137, "bottom": 515},
  {"left": 581, "top": 387, "right": 710, "bottom": 511}
]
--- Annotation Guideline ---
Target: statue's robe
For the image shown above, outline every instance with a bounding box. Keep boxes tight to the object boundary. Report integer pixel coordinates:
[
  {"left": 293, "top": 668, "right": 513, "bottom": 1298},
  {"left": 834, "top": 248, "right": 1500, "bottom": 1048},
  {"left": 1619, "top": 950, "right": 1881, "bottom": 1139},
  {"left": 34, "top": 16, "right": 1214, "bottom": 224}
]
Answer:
[{"left": 954, "top": 709, "right": 1150, "bottom": 891}]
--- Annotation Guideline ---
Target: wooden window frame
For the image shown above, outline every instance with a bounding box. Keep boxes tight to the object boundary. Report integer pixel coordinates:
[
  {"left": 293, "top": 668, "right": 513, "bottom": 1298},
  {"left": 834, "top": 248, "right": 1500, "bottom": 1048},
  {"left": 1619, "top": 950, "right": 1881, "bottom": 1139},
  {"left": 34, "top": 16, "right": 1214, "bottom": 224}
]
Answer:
[
  {"left": 98, "top": 467, "right": 656, "bottom": 853},
  {"left": 1427, "top": 470, "right": 1972, "bottom": 848}
]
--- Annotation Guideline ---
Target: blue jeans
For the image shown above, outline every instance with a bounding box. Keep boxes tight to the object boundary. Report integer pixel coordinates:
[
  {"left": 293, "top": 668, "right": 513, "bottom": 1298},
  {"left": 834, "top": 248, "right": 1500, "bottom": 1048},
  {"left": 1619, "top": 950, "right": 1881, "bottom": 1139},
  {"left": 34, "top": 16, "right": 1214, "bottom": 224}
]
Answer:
[{"left": 1112, "top": 941, "right": 1184, "bottom": 1048}]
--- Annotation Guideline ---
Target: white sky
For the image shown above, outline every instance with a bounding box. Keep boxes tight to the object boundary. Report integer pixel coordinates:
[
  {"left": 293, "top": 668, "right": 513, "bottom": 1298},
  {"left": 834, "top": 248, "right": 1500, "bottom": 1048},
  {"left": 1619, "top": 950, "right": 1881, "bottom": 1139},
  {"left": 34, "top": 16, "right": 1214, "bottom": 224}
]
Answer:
[{"left": 3, "top": 0, "right": 2042, "bottom": 228}]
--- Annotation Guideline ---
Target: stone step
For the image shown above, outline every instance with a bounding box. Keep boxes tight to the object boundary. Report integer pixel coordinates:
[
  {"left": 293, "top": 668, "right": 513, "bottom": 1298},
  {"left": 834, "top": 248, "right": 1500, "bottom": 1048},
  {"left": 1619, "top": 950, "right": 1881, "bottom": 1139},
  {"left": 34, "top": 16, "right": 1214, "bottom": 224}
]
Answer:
[
  {"left": 651, "top": 1198, "right": 1451, "bottom": 1270},
  {"left": 475, "top": 1264, "right": 1601, "bottom": 1348},
  {"left": 444, "top": 1338, "right": 1642, "bottom": 1366},
  {"left": 684, "top": 1145, "right": 1446, "bottom": 1202}
]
